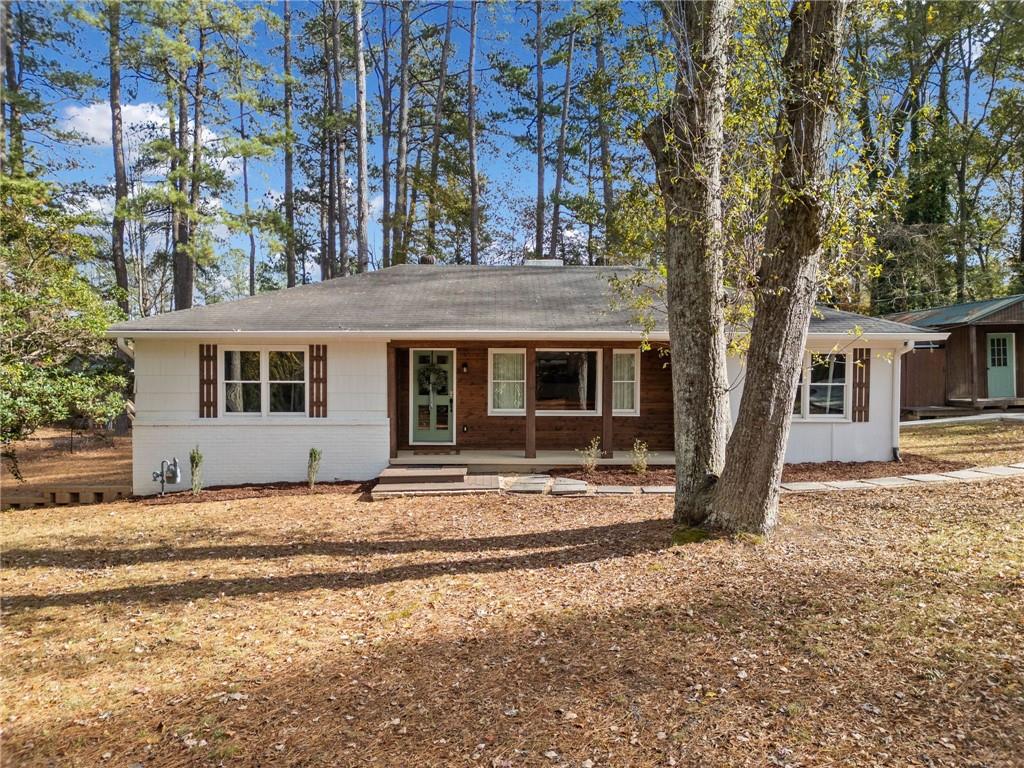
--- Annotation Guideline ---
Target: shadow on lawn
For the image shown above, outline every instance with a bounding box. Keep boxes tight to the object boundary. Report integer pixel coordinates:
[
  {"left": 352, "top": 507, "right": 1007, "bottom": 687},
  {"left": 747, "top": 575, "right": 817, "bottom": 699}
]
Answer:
[
  {"left": 2, "top": 518, "right": 679, "bottom": 611},
  {"left": 6, "top": 562, "right": 1020, "bottom": 767}
]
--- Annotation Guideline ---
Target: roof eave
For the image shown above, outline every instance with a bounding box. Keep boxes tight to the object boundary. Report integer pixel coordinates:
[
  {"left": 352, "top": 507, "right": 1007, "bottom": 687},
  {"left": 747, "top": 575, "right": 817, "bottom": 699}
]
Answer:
[{"left": 107, "top": 328, "right": 948, "bottom": 343}]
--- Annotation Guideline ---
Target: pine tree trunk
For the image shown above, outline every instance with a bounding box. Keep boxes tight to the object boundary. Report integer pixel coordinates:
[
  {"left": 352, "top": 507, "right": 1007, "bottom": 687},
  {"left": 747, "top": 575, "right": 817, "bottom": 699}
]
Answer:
[
  {"left": 283, "top": 0, "right": 296, "bottom": 287},
  {"left": 709, "top": 0, "right": 850, "bottom": 535},
  {"left": 548, "top": 26, "right": 574, "bottom": 260},
  {"left": 331, "top": 0, "right": 349, "bottom": 276},
  {"left": 173, "top": 71, "right": 191, "bottom": 309},
  {"left": 641, "top": 0, "right": 733, "bottom": 525},
  {"left": 241, "top": 101, "right": 256, "bottom": 296},
  {"left": 182, "top": 27, "right": 206, "bottom": 307},
  {"left": 2, "top": 1, "right": 24, "bottom": 175},
  {"left": 405, "top": 146, "right": 423, "bottom": 259},
  {"left": 322, "top": 9, "right": 336, "bottom": 281},
  {"left": 379, "top": 1, "right": 392, "bottom": 268},
  {"left": 425, "top": 0, "right": 455, "bottom": 258},
  {"left": 392, "top": 0, "right": 411, "bottom": 265},
  {"left": 595, "top": 31, "right": 613, "bottom": 263},
  {"left": 107, "top": 0, "right": 130, "bottom": 315},
  {"left": 468, "top": 0, "right": 480, "bottom": 265},
  {"left": 354, "top": 0, "right": 370, "bottom": 272},
  {"left": 534, "top": 0, "right": 545, "bottom": 259}
]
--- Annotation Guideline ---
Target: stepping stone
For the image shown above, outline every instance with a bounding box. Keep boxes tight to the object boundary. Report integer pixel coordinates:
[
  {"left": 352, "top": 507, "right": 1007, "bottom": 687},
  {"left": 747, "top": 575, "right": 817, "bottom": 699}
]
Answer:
[
  {"left": 595, "top": 485, "right": 638, "bottom": 495},
  {"left": 824, "top": 480, "right": 875, "bottom": 490},
  {"left": 941, "top": 469, "right": 996, "bottom": 481},
  {"left": 549, "top": 478, "right": 589, "bottom": 495},
  {"left": 780, "top": 481, "right": 830, "bottom": 492},
  {"left": 507, "top": 482, "right": 549, "bottom": 494},
  {"left": 974, "top": 465, "right": 1024, "bottom": 477},
  {"left": 641, "top": 485, "right": 675, "bottom": 494},
  {"left": 863, "top": 476, "right": 914, "bottom": 488},
  {"left": 901, "top": 473, "right": 953, "bottom": 483}
]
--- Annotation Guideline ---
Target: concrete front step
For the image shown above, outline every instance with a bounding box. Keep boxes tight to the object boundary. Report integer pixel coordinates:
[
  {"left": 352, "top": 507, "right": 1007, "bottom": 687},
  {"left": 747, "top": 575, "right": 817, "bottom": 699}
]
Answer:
[
  {"left": 378, "top": 466, "right": 468, "bottom": 485},
  {"left": 372, "top": 474, "right": 500, "bottom": 499}
]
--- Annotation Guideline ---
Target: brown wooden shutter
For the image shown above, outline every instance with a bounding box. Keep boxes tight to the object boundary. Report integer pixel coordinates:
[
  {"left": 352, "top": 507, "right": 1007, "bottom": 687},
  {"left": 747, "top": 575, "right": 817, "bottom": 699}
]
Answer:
[
  {"left": 199, "top": 344, "right": 218, "bottom": 418},
  {"left": 309, "top": 344, "right": 327, "bottom": 417},
  {"left": 852, "top": 348, "right": 870, "bottom": 422}
]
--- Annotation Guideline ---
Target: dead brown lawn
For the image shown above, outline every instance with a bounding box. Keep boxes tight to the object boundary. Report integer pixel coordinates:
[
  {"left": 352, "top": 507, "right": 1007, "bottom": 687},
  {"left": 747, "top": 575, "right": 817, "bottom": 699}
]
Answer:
[
  {"left": 900, "top": 420, "right": 1024, "bottom": 467},
  {"left": 2, "top": 478, "right": 1023, "bottom": 767}
]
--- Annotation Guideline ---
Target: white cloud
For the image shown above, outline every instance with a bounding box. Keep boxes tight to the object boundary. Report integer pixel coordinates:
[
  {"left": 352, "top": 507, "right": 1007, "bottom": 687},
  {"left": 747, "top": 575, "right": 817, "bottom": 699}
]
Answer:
[{"left": 62, "top": 101, "right": 165, "bottom": 144}]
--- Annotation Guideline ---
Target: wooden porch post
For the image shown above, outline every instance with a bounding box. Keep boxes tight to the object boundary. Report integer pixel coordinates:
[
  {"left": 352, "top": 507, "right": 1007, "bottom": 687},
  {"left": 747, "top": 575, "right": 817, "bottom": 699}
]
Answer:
[
  {"left": 387, "top": 343, "right": 398, "bottom": 459},
  {"left": 525, "top": 346, "right": 536, "bottom": 458},
  {"left": 602, "top": 346, "right": 614, "bottom": 458},
  {"left": 968, "top": 324, "right": 978, "bottom": 407}
]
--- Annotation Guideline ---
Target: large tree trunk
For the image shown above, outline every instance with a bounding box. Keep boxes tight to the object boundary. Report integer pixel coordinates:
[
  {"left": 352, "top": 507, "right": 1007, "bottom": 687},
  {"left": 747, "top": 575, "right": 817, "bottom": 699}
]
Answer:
[
  {"left": 283, "top": 0, "right": 296, "bottom": 287},
  {"left": 468, "top": 0, "right": 480, "bottom": 265},
  {"left": 594, "top": 31, "right": 613, "bottom": 263},
  {"left": 533, "top": 0, "right": 545, "bottom": 259},
  {"left": 392, "top": 0, "right": 411, "bottom": 265},
  {"left": 354, "top": 0, "right": 370, "bottom": 272},
  {"left": 642, "top": 0, "right": 733, "bottom": 526},
  {"left": 709, "top": 0, "right": 850, "bottom": 535},
  {"left": 548, "top": 26, "right": 575, "bottom": 260},
  {"left": 425, "top": 0, "right": 455, "bottom": 258},
  {"left": 107, "top": 0, "right": 130, "bottom": 315}
]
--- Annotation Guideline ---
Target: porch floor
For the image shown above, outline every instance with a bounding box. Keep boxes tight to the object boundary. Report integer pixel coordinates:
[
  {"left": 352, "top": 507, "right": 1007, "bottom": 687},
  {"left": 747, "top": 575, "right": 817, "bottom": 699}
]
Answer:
[
  {"left": 391, "top": 449, "right": 676, "bottom": 469},
  {"left": 947, "top": 397, "right": 1024, "bottom": 408}
]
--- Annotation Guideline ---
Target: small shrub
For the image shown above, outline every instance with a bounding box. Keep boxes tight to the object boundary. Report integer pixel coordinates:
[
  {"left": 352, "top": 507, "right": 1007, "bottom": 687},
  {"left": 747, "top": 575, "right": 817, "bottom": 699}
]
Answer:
[
  {"left": 189, "top": 445, "right": 203, "bottom": 495},
  {"left": 575, "top": 436, "right": 602, "bottom": 475},
  {"left": 631, "top": 439, "right": 649, "bottom": 477},
  {"left": 307, "top": 447, "right": 322, "bottom": 489}
]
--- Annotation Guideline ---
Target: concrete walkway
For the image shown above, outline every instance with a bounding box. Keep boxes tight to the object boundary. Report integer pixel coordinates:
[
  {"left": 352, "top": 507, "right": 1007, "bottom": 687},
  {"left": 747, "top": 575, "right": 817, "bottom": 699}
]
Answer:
[
  {"left": 901, "top": 413, "right": 1024, "bottom": 428},
  {"left": 499, "top": 462, "right": 1024, "bottom": 496}
]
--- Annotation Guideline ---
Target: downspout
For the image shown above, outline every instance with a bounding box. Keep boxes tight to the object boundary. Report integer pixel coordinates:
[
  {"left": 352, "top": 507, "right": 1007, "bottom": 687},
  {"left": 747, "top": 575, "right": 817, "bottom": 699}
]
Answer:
[
  {"left": 116, "top": 336, "right": 135, "bottom": 360},
  {"left": 892, "top": 341, "right": 913, "bottom": 461},
  {"left": 116, "top": 337, "right": 137, "bottom": 425}
]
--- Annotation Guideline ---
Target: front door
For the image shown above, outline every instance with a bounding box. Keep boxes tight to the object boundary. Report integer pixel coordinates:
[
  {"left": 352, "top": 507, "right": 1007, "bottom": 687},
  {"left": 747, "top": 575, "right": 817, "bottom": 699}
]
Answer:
[
  {"left": 986, "top": 333, "right": 1016, "bottom": 398},
  {"left": 411, "top": 349, "right": 455, "bottom": 443}
]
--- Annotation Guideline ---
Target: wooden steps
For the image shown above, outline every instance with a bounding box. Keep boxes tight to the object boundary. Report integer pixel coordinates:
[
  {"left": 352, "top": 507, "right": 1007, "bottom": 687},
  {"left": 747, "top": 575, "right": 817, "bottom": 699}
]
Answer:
[{"left": 377, "top": 466, "right": 468, "bottom": 485}]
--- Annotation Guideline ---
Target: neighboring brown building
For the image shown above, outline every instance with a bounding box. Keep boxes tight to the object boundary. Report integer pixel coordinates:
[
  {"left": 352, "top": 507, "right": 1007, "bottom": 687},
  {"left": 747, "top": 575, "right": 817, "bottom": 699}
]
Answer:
[{"left": 889, "top": 294, "right": 1024, "bottom": 409}]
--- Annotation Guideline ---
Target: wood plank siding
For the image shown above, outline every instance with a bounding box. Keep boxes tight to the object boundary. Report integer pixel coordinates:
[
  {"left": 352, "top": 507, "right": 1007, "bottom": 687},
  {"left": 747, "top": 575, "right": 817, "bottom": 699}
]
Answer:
[
  {"left": 942, "top": 323, "right": 1023, "bottom": 400},
  {"left": 394, "top": 340, "right": 674, "bottom": 453},
  {"left": 901, "top": 345, "right": 946, "bottom": 407}
]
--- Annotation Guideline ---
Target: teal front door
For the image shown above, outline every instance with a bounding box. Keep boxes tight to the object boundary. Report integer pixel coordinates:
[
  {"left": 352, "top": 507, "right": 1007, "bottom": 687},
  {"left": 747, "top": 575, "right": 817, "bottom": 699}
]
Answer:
[
  {"left": 986, "top": 333, "right": 1016, "bottom": 398},
  {"left": 411, "top": 350, "right": 455, "bottom": 443}
]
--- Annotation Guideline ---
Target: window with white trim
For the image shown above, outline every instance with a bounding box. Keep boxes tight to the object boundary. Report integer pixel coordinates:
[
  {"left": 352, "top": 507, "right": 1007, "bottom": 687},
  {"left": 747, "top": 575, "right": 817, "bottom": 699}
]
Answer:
[
  {"left": 224, "top": 350, "right": 261, "bottom": 413},
  {"left": 536, "top": 350, "right": 598, "bottom": 414},
  {"left": 489, "top": 349, "right": 526, "bottom": 413},
  {"left": 792, "top": 352, "right": 847, "bottom": 419},
  {"left": 268, "top": 351, "right": 306, "bottom": 413},
  {"left": 223, "top": 349, "right": 307, "bottom": 416},
  {"left": 612, "top": 350, "right": 640, "bottom": 415}
]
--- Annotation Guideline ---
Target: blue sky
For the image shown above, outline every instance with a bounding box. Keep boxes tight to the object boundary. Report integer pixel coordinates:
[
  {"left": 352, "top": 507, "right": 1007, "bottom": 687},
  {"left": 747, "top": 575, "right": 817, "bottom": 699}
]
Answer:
[{"left": 48, "top": 1, "right": 642, "bottom": 288}]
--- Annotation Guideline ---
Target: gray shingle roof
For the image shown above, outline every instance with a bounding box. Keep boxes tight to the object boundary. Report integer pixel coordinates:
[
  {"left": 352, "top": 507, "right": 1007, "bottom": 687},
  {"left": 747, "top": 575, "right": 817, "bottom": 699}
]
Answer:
[{"left": 108, "top": 264, "right": 934, "bottom": 337}]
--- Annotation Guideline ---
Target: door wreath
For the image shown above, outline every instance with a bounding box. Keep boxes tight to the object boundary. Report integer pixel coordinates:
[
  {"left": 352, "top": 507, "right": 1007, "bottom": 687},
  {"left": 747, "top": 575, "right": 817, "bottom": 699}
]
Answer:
[{"left": 418, "top": 362, "right": 449, "bottom": 395}]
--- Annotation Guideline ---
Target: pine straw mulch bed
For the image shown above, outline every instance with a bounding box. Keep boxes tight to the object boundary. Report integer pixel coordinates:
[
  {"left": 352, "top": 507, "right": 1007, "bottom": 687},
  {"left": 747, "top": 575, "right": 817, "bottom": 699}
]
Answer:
[
  {"left": 550, "top": 451, "right": 970, "bottom": 486},
  {"left": 2, "top": 479, "right": 1022, "bottom": 767}
]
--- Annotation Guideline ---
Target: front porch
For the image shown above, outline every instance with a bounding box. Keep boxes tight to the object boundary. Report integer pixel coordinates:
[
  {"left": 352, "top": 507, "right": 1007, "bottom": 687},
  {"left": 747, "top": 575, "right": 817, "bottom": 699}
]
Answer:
[{"left": 385, "top": 341, "right": 674, "bottom": 463}]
